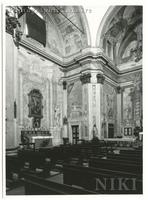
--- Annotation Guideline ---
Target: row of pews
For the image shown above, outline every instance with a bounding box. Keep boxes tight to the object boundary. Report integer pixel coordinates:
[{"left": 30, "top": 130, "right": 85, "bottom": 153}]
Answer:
[
  {"left": 6, "top": 142, "right": 142, "bottom": 194},
  {"left": 63, "top": 148, "right": 142, "bottom": 194},
  {"left": 6, "top": 141, "right": 114, "bottom": 182}
]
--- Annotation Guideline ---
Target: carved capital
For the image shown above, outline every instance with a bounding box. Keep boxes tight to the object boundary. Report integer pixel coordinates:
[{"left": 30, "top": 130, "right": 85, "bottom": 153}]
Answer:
[
  {"left": 80, "top": 73, "right": 91, "bottom": 84},
  {"left": 116, "top": 86, "right": 121, "bottom": 94},
  {"left": 96, "top": 73, "right": 105, "bottom": 84},
  {"left": 62, "top": 81, "right": 67, "bottom": 90}
]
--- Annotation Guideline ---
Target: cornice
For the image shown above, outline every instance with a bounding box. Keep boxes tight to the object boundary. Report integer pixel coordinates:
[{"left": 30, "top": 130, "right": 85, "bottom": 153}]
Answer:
[{"left": 19, "top": 37, "right": 142, "bottom": 77}]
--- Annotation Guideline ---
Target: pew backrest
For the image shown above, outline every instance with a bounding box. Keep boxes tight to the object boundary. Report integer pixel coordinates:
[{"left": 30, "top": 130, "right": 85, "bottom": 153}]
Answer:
[
  {"left": 63, "top": 163, "right": 142, "bottom": 194},
  {"left": 89, "top": 157, "right": 142, "bottom": 174},
  {"left": 23, "top": 173, "right": 97, "bottom": 195}
]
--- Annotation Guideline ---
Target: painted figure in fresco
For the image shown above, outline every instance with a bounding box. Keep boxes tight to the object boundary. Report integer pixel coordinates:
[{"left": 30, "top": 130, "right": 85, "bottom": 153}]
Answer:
[
  {"left": 125, "top": 104, "right": 132, "bottom": 120},
  {"left": 106, "top": 94, "right": 113, "bottom": 118}
]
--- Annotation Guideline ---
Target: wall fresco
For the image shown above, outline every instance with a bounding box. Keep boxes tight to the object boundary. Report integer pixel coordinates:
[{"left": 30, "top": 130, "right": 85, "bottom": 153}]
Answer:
[
  {"left": 18, "top": 48, "right": 63, "bottom": 129},
  {"left": 67, "top": 80, "right": 82, "bottom": 108},
  {"left": 123, "top": 88, "right": 133, "bottom": 121}
]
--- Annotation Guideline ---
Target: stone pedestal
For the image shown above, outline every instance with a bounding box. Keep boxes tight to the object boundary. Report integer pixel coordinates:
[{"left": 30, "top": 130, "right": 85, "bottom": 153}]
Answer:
[{"left": 51, "top": 127, "right": 62, "bottom": 146}]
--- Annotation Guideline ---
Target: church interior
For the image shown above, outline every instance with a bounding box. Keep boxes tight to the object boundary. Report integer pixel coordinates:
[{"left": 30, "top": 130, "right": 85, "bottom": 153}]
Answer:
[{"left": 5, "top": 5, "right": 143, "bottom": 195}]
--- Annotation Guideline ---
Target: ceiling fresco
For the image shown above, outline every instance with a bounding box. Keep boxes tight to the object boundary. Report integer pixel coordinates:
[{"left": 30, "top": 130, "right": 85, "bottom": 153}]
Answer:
[{"left": 101, "top": 6, "right": 142, "bottom": 66}]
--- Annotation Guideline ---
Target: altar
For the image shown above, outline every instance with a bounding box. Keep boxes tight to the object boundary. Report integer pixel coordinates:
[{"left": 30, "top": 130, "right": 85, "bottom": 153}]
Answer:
[
  {"left": 21, "top": 130, "right": 53, "bottom": 149},
  {"left": 31, "top": 136, "right": 53, "bottom": 148}
]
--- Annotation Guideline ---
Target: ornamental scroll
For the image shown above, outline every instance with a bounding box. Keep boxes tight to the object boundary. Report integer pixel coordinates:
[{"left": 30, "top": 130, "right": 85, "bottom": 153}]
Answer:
[{"left": 28, "top": 89, "right": 43, "bottom": 118}]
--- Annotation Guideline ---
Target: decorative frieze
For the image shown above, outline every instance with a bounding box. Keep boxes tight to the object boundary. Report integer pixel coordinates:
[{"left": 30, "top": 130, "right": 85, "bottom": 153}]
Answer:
[
  {"left": 80, "top": 73, "right": 91, "bottom": 84},
  {"left": 92, "top": 85, "right": 96, "bottom": 108},
  {"left": 96, "top": 73, "right": 105, "bottom": 84}
]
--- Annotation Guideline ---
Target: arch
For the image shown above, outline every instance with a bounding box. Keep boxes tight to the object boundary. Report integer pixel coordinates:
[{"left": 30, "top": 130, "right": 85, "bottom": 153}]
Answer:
[
  {"left": 96, "top": 6, "right": 121, "bottom": 47},
  {"left": 79, "top": 6, "right": 92, "bottom": 46}
]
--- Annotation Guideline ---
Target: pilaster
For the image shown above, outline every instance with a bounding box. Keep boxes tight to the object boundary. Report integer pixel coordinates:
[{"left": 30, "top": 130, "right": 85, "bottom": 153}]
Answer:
[
  {"left": 62, "top": 81, "right": 68, "bottom": 138},
  {"left": 116, "top": 86, "right": 122, "bottom": 136}
]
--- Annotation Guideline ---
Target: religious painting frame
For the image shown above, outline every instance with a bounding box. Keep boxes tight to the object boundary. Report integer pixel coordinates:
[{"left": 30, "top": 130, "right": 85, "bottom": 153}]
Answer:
[{"left": 28, "top": 89, "right": 43, "bottom": 118}]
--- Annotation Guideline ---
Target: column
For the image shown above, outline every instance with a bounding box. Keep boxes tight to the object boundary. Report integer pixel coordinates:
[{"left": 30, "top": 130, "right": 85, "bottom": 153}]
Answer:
[
  {"left": 116, "top": 86, "right": 122, "bottom": 137},
  {"left": 96, "top": 73, "right": 105, "bottom": 139},
  {"left": 62, "top": 81, "right": 68, "bottom": 138}
]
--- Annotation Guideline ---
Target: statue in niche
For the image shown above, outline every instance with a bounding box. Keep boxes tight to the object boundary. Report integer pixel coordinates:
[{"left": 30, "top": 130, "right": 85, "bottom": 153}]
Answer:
[
  {"left": 54, "top": 105, "right": 60, "bottom": 126},
  {"left": 92, "top": 124, "right": 99, "bottom": 139},
  {"left": 92, "top": 124, "right": 99, "bottom": 142}
]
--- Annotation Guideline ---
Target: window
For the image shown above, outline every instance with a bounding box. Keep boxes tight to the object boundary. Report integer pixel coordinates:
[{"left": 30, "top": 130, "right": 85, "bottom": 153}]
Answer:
[
  {"left": 124, "top": 127, "right": 132, "bottom": 136},
  {"left": 29, "top": 7, "right": 43, "bottom": 19},
  {"left": 26, "top": 7, "right": 46, "bottom": 47}
]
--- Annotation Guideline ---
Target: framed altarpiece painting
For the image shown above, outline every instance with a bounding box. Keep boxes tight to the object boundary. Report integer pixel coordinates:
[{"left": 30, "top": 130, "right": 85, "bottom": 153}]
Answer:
[{"left": 28, "top": 89, "right": 43, "bottom": 127}]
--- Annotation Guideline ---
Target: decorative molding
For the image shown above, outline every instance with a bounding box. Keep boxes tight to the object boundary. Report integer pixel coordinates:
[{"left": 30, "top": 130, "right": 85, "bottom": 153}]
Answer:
[
  {"left": 19, "top": 37, "right": 143, "bottom": 78},
  {"left": 6, "top": 11, "right": 23, "bottom": 48},
  {"left": 80, "top": 73, "right": 91, "bottom": 84},
  {"left": 96, "top": 73, "right": 105, "bottom": 84}
]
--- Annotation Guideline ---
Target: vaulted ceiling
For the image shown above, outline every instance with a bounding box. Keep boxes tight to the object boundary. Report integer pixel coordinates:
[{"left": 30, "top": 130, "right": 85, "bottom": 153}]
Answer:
[
  {"left": 42, "top": 6, "right": 90, "bottom": 57},
  {"left": 97, "top": 6, "right": 142, "bottom": 66}
]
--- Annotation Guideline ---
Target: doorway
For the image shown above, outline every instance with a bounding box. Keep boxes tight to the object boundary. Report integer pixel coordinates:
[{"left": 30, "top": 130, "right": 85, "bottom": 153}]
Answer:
[
  {"left": 108, "top": 123, "right": 114, "bottom": 138},
  {"left": 71, "top": 125, "right": 79, "bottom": 144}
]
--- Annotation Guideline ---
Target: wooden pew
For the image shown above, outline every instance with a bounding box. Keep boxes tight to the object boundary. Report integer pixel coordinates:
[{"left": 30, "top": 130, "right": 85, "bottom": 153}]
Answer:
[
  {"left": 39, "top": 142, "right": 115, "bottom": 164},
  {"left": 120, "top": 149, "right": 142, "bottom": 156},
  {"left": 105, "top": 153, "right": 142, "bottom": 163},
  {"left": 18, "top": 150, "right": 53, "bottom": 178},
  {"left": 23, "top": 173, "right": 97, "bottom": 195},
  {"left": 63, "top": 163, "right": 142, "bottom": 194},
  {"left": 6, "top": 154, "right": 29, "bottom": 180},
  {"left": 89, "top": 157, "right": 142, "bottom": 175}
]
